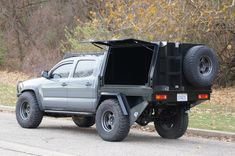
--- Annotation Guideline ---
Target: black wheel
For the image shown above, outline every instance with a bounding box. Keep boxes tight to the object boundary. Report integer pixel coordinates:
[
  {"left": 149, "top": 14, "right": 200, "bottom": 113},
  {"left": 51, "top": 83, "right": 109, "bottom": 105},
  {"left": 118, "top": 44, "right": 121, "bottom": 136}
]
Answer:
[
  {"left": 183, "top": 45, "right": 218, "bottom": 87},
  {"left": 16, "top": 92, "right": 43, "bottom": 128},
  {"left": 154, "top": 107, "right": 188, "bottom": 139},
  {"left": 72, "top": 116, "right": 95, "bottom": 128},
  {"left": 96, "top": 99, "right": 130, "bottom": 142}
]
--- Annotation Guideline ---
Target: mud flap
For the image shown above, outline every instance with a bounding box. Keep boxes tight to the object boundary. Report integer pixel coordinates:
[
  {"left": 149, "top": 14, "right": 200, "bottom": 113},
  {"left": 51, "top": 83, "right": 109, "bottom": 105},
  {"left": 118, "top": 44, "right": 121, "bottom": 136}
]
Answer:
[{"left": 129, "top": 101, "right": 148, "bottom": 126}]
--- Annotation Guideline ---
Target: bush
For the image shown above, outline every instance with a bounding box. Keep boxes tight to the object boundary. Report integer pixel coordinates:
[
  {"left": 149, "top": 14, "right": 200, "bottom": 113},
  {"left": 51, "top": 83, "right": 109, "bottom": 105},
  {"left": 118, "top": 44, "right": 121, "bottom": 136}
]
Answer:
[{"left": 62, "top": 24, "right": 111, "bottom": 53}]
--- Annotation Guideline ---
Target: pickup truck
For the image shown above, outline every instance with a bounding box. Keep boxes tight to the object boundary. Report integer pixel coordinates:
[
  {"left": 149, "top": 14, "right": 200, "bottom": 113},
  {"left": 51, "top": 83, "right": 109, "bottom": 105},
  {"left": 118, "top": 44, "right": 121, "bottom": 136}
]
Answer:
[{"left": 16, "top": 39, "right": 218, "bottom": 142}]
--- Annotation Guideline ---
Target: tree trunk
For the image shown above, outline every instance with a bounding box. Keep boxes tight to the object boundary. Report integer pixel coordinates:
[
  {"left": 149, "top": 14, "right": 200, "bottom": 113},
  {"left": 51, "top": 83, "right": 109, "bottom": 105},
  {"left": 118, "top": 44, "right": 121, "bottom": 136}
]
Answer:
[{"left": 15, "top": 29, "right": 24, "bottom": 69}]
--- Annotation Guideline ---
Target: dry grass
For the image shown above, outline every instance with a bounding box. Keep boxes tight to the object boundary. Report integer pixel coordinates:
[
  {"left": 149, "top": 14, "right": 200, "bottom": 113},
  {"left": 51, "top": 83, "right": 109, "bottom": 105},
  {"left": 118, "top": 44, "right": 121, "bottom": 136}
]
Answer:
[
  {"left": 191, "top": 87, "right": 235, "bottom": 116},
  {"left": 0, "top": 70, "right": 32, "bottom": 105},
  {"left": 210, "top": 87, "right": 235, "bottom": 107},
  {"left": 0, "top": 70, "right": 32, "bottom": 86},
  {"left": 0, "top": 70, "right": 234, "bottom": 132},
  {"left": 190, "top": 88, "right": 235, "bottom": 132}
]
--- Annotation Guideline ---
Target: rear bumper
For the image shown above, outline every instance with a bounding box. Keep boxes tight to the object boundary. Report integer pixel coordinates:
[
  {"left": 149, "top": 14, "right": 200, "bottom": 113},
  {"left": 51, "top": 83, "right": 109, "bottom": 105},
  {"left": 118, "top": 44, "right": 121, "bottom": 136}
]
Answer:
[{"left": 152, "top": 90, "right": 211, "bottom": 103}]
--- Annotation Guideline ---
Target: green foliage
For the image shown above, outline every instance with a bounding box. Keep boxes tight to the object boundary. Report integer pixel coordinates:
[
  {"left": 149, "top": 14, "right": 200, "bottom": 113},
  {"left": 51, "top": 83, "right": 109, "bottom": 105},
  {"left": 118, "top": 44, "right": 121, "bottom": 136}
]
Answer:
[{"left": 0, "top": 32, "right": 7, "bottom": 65}]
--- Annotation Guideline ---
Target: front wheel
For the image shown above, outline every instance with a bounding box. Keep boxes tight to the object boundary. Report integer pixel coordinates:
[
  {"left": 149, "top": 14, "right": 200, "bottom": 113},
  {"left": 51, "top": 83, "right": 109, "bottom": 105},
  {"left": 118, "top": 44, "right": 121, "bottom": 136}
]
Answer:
[
  {"left": 95, "top": 99, "right": 130, "bottom": 142},
  {"left": 154, "top": 107, "right": 188, "bottom": 139},
  {"left": 16, "top": 92, "right": 43, "bottom": 128}
]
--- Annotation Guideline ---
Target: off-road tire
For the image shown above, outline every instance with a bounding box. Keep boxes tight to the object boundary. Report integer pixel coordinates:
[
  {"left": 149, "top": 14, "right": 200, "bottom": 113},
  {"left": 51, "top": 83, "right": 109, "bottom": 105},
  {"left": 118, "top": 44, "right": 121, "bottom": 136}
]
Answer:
[
  {"left": 154, "top": 108, "right": 188, "bottom": 139},
  {"left": 183, "top": 45, "right": 218, "bottom": 87},
  {"left": 96, "top": 99, "right": 130, "bottom": 142},
  {"left": 72, "top": 116, "right": 95, "bottom": 128},
  {"left": 16, "top": 92, "right": 43, "bottom": 128}
]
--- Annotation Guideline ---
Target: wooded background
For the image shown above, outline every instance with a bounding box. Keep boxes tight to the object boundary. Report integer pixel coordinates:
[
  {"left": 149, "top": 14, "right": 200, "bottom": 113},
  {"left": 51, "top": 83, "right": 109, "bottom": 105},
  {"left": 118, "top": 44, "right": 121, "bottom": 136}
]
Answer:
[{"left": 0, "top": 0, "right": 234, "bottom": 86}]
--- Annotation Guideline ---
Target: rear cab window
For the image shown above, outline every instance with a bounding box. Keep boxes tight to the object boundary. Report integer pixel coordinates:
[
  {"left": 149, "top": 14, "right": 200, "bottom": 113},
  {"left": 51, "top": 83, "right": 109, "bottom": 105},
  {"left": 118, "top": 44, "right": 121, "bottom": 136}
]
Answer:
[{"left": 73, "top": 60, "right": 96, "bottom": 78}]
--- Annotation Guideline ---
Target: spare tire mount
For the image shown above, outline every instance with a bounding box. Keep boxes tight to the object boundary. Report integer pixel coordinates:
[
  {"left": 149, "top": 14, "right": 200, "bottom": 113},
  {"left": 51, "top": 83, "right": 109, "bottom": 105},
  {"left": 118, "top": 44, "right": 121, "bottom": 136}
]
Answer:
[{"left": 199, "top": 55, "right": 213, "bottom": 76}]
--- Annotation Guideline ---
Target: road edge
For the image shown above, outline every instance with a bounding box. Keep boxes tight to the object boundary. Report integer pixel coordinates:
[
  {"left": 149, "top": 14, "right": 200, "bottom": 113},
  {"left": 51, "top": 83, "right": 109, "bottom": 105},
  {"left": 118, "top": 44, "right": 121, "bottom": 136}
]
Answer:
[
  {"left": 0, "top": 105, "right": 15, "bottom": 113},
  {"left": 186, "top": 128, "right": 235, "bottom": 141},
  {"left": 1, "top": 104, "right": 234, "bottom": 141},
  {"left": 132, "top": 124, "right": 235, "bottom": 142}
]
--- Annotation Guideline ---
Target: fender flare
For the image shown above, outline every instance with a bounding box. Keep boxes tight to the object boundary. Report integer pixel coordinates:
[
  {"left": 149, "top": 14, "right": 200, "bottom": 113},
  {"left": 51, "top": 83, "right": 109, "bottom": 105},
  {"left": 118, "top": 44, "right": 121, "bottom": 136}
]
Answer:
[
  {"left": 98, "top": 92, "right": 130, "bottom": 116},
  {"left": 18, "top": 89, "right": 44, "bottom": 111}
]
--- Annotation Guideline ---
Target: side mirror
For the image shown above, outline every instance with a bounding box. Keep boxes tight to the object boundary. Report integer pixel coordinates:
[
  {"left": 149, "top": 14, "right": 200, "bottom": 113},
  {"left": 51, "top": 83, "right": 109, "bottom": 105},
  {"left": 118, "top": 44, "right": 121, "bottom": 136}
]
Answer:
[{"left": 41, "top": 71, "right": 49, "bottom": 79}]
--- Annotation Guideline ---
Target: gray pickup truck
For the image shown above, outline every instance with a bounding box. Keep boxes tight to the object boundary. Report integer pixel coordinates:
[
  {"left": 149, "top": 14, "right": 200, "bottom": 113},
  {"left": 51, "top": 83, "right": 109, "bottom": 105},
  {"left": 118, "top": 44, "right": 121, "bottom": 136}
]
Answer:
[{"left": 16, "top": 39, "right": 218, "bottom": 142}]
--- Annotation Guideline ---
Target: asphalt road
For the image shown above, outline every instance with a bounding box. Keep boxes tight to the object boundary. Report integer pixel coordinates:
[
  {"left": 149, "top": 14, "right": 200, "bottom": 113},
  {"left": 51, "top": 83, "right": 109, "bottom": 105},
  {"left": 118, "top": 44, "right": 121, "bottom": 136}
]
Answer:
[{"left": 0, "top": 112, "right": 234, "bottom": 156}]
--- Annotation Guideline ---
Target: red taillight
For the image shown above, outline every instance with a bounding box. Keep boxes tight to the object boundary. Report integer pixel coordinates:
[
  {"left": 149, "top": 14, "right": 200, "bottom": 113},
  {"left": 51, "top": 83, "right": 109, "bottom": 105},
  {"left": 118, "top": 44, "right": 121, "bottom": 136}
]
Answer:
[
  {"left": 198, "top": 94, "right": 209, "bottom": 100},
  {"left": 156, "top": 94, "right": 167, "bottom": 101}
]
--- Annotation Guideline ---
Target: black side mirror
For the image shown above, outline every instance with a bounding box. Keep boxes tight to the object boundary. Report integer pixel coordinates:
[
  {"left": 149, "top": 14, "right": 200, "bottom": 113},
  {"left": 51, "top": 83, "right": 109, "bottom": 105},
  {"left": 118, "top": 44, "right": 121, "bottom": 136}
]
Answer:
[{"left": 41, "top": 71, "right": 49, "bottom": 78}]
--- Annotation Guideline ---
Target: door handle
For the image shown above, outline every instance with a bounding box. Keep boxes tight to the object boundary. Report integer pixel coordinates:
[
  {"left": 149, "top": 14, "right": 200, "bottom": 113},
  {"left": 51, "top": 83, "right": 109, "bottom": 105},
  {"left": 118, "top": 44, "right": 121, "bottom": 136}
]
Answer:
[
  {"left": 85, "top": 82, "right": 92, "bottom": 86},
  {"left": 61, "top": 82, "right": 67, "bottom": 87}
]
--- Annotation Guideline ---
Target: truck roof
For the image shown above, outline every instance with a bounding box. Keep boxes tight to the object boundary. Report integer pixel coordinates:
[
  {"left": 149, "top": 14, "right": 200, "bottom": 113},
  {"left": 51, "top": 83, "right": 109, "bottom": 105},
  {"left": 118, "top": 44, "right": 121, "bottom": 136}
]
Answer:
[{"left": 63, "top": 52, "right": 104, "bottom": 60}]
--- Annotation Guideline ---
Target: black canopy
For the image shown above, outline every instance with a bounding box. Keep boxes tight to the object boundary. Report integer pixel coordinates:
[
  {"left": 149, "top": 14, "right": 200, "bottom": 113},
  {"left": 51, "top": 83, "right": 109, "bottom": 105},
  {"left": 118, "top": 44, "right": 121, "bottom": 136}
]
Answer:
[{"left": 91, "top": 38, "right": 156, "bottom": 47}]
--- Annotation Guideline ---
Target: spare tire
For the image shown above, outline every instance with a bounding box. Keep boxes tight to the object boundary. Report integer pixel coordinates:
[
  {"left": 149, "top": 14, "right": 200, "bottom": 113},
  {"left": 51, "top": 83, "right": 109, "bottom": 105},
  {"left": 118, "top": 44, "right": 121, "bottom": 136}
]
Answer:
[{"left": 183, "top": 45, "right": 218, "bottom": 87}]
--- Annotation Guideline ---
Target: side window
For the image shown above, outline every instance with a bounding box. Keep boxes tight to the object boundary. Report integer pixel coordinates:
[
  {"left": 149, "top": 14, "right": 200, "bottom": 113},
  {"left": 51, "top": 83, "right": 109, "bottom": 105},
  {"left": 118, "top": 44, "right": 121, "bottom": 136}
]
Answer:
[
  {"left": 51, "top": 63, "right": 73, "bottom": 79},
  {"left": 74, "top": 60, "right": 95, "bottom": 78}
]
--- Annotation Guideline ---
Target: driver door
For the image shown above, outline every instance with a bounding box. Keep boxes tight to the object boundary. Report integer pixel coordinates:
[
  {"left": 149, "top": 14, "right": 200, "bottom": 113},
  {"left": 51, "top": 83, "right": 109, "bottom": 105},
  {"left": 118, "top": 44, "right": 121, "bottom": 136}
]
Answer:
[{"left": 41, "top": 61, "right": 74, "bottom": 110}]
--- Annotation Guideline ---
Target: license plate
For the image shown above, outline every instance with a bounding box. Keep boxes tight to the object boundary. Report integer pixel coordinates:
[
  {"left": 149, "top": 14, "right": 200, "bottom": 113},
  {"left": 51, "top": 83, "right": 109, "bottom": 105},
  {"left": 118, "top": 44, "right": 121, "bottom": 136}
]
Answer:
[{"left": 177, "top": 93, "right": 188, "bottom": 102}]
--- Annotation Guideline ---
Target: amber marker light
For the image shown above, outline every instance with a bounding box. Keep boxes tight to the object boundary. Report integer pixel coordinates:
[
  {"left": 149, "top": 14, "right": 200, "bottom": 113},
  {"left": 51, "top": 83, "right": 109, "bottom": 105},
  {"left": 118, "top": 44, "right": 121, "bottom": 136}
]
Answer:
[
  {"left": 198, "top": 94, "right": 209, "bottom": 100},
  {"left": 155, "top": 94, "right": 167, "bottom": 101}
]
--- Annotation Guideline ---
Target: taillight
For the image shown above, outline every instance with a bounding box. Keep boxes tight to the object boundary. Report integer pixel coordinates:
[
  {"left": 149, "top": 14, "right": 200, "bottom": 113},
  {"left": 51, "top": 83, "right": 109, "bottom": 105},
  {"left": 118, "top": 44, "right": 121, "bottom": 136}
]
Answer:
[
  {"left": 155, "top": 94, "right": 167, "bottom": 101},
  {"left": 198, "top": 94, "right": 209, "bottom": 100}
]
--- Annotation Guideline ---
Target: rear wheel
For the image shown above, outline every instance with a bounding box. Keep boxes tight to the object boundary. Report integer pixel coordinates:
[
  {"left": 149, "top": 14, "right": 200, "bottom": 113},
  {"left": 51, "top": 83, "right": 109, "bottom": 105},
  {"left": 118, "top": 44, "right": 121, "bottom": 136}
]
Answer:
[
  {"left": 154, "top": 107, "right": 188, "bottom": 139},
  {"left": 96, "top": 99, "right": 130, "bottom": 142},
  {"left": 72, "top": 116, "right": 95, "bottom": 128},
  {"left": 16, "top": 92, "right": 43, "bottom": 128}
]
